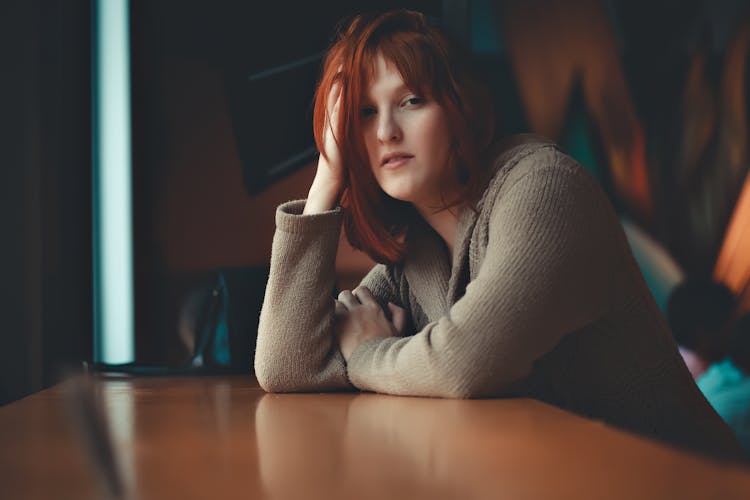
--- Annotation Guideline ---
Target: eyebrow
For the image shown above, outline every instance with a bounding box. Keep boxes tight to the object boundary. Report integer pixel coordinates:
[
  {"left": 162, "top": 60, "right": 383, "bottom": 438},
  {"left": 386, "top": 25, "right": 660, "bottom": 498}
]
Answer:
[{"left": 363, "top": 83, "right": 414, "bottom": 104}]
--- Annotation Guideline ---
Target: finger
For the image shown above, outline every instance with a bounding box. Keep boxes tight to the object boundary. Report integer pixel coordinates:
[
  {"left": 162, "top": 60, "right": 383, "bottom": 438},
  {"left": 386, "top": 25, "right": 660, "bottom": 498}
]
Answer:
[
  {"left": 334, "top": 299, "right": 348, "bottom": 317},
  {"left": 327, "top": 81, "right": 342, "bottom": 117},
  {"left": 329, "top": 109, "right": 340, "bottom": 138},
  {"left": 337, "top": 290, "right": 360, "bottom": 309},
  {"left": 352, "top": 286, "right": 377, "bottom": 306},
  {"left": 388, "top": 302, "right": 408, "bottom": 335},
  {"left": 323, "top": 86, "right": 342, "bottom": 150},
  {"left": 330, "top": 81, "right": 342, "bottom": 105}
]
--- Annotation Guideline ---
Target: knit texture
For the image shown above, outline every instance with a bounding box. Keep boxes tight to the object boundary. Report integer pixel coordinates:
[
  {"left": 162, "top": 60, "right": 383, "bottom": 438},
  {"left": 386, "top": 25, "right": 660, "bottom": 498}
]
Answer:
[{"left": 255, "top": 136, "right": 743, "bottom": 460}]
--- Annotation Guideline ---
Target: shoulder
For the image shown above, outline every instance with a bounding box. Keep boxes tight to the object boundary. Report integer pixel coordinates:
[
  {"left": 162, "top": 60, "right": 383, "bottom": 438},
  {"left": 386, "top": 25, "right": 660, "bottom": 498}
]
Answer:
[
  {"left": 487, "top": 133, "right": 559, "bottom": 172},
  {"left": 477, "top": 134, "right": 596, "bottom": 215},
  {"left": 470, "top": 135, "right": 620, "bottom": 266}
]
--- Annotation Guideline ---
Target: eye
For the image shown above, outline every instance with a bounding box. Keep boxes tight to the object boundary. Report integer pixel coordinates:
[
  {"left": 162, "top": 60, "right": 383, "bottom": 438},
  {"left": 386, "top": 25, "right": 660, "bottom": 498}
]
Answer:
[
  {"left": 360, "top": 106, "right": 376, "bottom": 118},
  {"left": 402, "top": 96, "right": 424, "bottom": 107}
]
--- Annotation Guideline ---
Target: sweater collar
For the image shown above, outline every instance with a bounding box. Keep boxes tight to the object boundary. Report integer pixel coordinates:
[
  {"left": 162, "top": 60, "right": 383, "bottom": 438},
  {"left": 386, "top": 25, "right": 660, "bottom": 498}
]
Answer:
[
  {"left": 402, "top": 185, "right": 485, "bottom": 320},
  {"left": 403, "top": 216, "right": 452, "bottom": 319},
  {"left": 401, "top": 135, "right": 556, "bottom": 321}
]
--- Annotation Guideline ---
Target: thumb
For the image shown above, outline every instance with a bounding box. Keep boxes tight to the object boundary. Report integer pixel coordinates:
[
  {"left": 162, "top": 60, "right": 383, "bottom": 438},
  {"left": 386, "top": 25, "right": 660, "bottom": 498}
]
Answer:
[{"left": 387, "top": 302, "right": 407, "bottom": 336}]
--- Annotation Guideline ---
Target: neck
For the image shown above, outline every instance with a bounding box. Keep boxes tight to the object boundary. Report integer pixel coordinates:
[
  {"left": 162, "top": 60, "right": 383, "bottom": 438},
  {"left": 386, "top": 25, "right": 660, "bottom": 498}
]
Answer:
[{"left": 416, "top": 204, "right": 461, "bottom": 262}]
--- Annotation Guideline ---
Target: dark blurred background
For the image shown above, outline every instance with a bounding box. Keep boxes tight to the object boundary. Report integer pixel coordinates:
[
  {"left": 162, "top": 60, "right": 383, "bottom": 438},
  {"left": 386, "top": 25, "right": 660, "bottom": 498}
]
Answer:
[{"left": 2, "top": 0, "right": 750, "bottom": 404}]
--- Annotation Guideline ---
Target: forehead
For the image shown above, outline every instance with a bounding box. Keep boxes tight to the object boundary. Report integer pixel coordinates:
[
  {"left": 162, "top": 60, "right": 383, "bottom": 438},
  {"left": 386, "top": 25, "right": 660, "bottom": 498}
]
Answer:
[{"left": 364, "top": 53, "right": 409, "bottom": 99}]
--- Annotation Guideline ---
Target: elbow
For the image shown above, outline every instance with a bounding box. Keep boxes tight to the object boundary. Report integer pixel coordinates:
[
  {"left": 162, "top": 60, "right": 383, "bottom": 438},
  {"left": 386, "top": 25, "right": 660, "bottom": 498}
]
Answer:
[
  {"left": 254, "top": 354, "right": 337, "bottom": 393},
  {"left": 443, "top": 382, "right": 483, "bottom": 399},
  {"left": 439, "top": 365, "right": 516, "bottom": 399},
  {"left": 255, "top": 370, "right": 294, "bottom": 394},
  {"left": 254, "top": 357, "right": 293, "bottom": 393},
  {"left": 438, "top": 372, "right": 485, "bottom": 399},
  {"left": 254, "top": 369, "right": 279, "bottom": 393},
  {"left": 253, "top": 325, "right": 299, "bottom": 393},
  {"left": 440, "top": 387, "right": 475, "bottom": 399}
]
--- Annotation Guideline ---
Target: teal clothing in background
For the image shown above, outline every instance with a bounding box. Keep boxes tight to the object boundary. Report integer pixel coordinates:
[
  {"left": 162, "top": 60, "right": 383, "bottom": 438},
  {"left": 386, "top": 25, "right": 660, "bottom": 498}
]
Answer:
[{"left": 698, "top": 359, "right": 750, "bottom": 455}]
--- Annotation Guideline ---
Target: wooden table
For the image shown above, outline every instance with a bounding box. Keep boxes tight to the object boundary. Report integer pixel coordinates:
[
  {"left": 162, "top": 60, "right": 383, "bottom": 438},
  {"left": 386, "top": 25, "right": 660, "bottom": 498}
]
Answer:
[{"left": 2, "top": 375, "right": 750, "bottom": 499}]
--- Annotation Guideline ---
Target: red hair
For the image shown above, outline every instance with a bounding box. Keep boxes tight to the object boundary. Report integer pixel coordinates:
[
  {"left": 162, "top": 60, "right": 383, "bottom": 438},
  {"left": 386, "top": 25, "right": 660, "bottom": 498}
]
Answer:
[{"left": 313, "top": 10, "right": 494, "bottom": 264}]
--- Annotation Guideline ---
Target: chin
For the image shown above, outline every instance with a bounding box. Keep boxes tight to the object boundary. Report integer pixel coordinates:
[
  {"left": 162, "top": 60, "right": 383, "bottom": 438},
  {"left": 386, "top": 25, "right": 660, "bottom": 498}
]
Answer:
[
  {"left": 385, "top": 193, "right": 414, "bottom": 204},
  {"left": 381, "top": 185, "right": 417, "bottom": 203}
]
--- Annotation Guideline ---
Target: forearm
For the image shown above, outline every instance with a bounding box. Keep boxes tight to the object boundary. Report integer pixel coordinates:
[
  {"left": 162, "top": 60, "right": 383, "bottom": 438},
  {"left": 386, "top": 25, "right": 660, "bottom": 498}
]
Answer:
[
  {"left": 303, "top": 156, "right": 343, "bottom": 215},
  {"left": 255, "top": 200, "right": 351, "bottom": 392}
]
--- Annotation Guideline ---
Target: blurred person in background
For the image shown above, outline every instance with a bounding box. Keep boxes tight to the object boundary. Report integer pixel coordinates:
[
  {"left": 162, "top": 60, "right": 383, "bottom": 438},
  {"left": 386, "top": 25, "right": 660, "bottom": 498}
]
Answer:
[
  {"left": 667, "top": 279, "right": 735, "bottom": 379},
  {"left": 699, "top": 313, "right": 750, "bottom": 457}
]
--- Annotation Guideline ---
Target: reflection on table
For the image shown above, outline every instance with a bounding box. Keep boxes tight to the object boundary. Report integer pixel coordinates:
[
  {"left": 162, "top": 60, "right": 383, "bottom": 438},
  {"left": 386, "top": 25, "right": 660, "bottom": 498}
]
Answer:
[{"left": 2, "top": 375, "right": 750, "bottom": 499}]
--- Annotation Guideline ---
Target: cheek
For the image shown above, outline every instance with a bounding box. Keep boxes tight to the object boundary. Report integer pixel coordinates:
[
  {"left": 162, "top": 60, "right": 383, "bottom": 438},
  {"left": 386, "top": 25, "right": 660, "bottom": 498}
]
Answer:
[
  {"left": 364, "top": 132, "right": 387, "bottom": 188},
  {"left": 420, "top": 112, "right": 452, "bottom": 165},
  {"left": 363, "top": 127, "right": 379, "bottom": 168}
]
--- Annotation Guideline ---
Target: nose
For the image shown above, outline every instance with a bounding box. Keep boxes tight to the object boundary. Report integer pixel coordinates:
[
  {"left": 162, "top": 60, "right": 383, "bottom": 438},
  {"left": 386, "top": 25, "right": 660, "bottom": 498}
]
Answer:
[{"left": 376, "top": 111, "right": 402, "bottom": 144}]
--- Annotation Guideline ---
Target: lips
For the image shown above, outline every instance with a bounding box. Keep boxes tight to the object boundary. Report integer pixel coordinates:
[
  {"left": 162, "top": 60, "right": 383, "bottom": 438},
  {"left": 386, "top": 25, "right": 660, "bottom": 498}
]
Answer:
[{"left": 381, "top": 152, "right": 414, "bottom": 168}]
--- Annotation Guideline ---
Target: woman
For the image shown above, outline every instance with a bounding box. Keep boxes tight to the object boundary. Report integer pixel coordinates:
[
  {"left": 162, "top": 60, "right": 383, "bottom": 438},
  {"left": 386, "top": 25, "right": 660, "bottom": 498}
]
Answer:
[{"left": 255, "top": 10, "right": 742, "bottom": 460}]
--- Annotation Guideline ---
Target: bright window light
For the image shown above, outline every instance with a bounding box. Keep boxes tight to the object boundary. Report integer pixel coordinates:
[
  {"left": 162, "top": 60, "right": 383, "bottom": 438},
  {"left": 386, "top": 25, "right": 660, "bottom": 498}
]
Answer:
[{"left": 92, "top": 0, "right": 134, "bottom": 364}]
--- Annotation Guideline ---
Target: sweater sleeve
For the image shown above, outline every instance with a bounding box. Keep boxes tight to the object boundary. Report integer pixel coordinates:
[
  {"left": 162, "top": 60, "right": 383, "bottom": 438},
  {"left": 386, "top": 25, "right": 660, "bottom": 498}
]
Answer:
[
  {"left": 254, "top": 199, "right": 401, "bottom": 393},
  {"left": 346, "top": 161, "right": 615, "bottom": 398}
]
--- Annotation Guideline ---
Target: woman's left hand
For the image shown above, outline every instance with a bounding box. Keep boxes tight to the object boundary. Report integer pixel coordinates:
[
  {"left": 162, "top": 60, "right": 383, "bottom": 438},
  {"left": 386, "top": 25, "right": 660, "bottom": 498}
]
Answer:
[{"left": 334, "top": 286, "right": 408, "bottom": 362}]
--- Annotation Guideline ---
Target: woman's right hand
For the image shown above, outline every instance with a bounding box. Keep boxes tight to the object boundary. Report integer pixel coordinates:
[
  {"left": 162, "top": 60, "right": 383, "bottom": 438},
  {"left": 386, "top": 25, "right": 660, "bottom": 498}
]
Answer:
[
  {"left": 334, "top": 287, "right": 408, "bottom": 362},
  {"left": 304, "top": 81, "right": 345, "bottom": 214}
]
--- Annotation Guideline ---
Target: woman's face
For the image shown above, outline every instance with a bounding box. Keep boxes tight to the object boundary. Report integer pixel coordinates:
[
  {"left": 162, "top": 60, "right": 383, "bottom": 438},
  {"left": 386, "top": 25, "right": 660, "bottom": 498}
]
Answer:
[{"left": 362, "top": 53, "right": 455, "bottom": 211}]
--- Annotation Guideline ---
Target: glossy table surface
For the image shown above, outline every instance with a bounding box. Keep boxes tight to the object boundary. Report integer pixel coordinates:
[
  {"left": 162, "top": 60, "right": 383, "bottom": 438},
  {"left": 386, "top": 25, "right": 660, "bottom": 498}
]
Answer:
[{"left": 2, "top": 375, "right": 750, "bottom": 500}]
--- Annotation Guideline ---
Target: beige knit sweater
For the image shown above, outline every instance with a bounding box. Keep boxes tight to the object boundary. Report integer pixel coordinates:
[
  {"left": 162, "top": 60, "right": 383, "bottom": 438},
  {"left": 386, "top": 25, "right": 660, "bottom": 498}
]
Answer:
[{"left": 255, "top": 136, "right": 743, "bottom": 460}]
